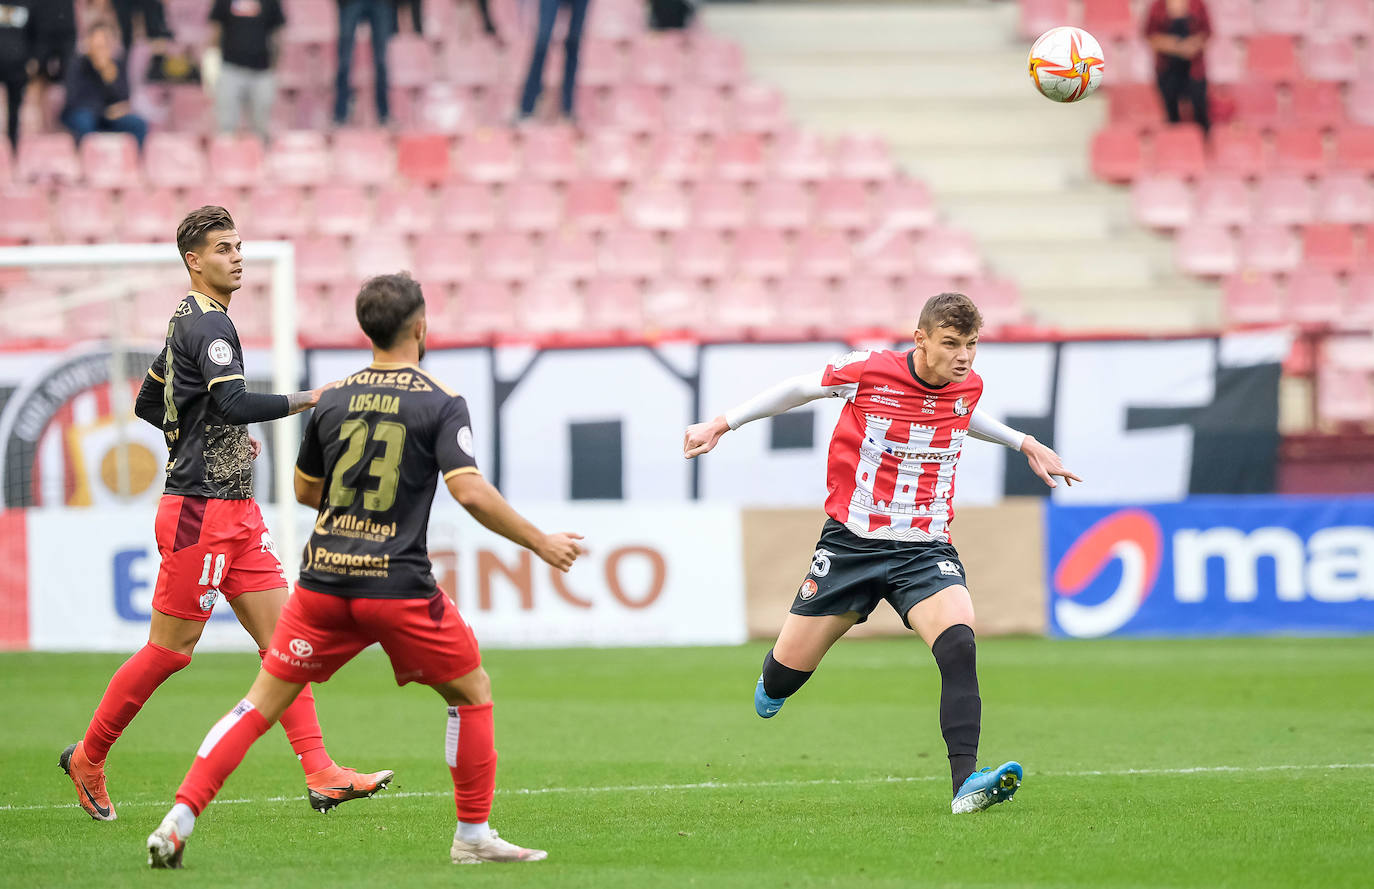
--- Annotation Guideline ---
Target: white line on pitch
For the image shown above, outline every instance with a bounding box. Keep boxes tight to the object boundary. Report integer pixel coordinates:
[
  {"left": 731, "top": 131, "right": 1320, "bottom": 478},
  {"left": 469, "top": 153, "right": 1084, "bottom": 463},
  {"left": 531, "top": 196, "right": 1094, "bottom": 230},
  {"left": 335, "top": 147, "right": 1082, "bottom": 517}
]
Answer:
[{"left": 6, "top": 762, "right": 1372, "bottom": 814}]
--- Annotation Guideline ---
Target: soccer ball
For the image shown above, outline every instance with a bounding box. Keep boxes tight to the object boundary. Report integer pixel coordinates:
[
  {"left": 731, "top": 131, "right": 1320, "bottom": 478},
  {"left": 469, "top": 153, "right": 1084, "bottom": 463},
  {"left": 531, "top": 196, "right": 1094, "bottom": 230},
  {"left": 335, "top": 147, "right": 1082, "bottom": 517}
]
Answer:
[{"left": 1028, "top": 27, "right": 1106, "bottom": 103}]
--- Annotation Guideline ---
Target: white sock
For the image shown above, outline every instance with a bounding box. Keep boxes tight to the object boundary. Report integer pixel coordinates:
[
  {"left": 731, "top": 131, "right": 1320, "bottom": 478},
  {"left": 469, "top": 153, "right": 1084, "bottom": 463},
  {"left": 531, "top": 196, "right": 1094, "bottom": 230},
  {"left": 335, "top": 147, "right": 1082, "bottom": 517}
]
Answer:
[
  {"left": 456, "top": 820, "right": 490, "bottom": 843},
  {"left": 169, "top": 803, "right": 196, "bottom": 838}
]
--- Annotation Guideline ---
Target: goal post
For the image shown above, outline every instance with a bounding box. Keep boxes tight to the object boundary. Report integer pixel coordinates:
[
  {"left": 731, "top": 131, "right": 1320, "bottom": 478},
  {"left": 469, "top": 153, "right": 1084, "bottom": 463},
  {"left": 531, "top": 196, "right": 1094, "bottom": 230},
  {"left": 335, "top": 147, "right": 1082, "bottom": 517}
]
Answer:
[{"left": 0, "top": 241, "right": 303, "bottom": 577}]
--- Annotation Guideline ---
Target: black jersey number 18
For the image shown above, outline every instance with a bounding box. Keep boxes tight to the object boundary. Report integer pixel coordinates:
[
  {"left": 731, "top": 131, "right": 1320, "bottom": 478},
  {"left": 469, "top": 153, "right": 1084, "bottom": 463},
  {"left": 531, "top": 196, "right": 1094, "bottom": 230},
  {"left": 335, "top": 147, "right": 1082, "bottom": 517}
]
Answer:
[{"left": 330, "top": 419, "right": 407, "bottom": 512}]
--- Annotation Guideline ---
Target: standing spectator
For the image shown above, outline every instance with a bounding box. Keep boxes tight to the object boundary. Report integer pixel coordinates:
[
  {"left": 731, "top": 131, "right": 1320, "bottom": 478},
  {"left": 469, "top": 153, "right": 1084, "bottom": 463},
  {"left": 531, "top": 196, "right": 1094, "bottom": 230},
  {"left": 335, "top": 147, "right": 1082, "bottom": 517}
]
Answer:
[
  {"left": 208, "top": 0, "right": 285, "bottom": 144},
  {"left": 27, "top": 0, "right": 75, "bottom": 130},
  {"left": 334, "top": 0, "right": 393, "bottom": 126},
  {"left": 1144, "top": 0, "right": 1212, "bottom": 135},
  {"left": 0, "top": 0, "right": 35, "bottom": 152},
  {"left": 61, "top": 21, "right": 148, "bottom": 147},
  {"left": 111, "top": 0, "right": 179, "bottom": 80},
  {"left": 516, "top": 0, "right": 589, "bottom": 124}
]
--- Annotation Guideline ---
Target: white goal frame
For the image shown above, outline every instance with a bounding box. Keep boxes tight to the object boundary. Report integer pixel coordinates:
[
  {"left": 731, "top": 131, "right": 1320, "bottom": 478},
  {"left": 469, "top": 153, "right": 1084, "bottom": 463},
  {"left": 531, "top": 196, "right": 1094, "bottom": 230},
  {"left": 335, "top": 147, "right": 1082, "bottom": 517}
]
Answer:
[{"left": 0, "top": 241, "right": 302, "bottom": 573}]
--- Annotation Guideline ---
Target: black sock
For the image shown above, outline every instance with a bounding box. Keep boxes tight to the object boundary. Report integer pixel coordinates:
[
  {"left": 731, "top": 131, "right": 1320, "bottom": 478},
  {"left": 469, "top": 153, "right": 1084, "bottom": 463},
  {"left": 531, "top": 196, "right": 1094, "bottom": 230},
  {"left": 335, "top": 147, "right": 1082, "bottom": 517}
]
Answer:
[
  {"left": 931, "top": 624, "right": 981, "bottom": 796},
  {"left": 760, "top": 649, "right": 812, "bottom": 699}
]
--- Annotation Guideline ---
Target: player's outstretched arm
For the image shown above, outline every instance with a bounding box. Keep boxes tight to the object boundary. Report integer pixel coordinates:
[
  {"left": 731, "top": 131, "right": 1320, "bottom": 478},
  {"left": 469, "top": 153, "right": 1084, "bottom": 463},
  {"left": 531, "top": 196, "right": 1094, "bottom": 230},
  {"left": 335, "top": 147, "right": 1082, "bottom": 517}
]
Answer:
[
  {"left": 684, "top": 371, "right": 831, "bottom": 459},
  {"left": 446, "top": 472, "right": 584, "bottom": 572},
  {"left": 967, "top": 409, "right": 1081, "bottom": 489}
]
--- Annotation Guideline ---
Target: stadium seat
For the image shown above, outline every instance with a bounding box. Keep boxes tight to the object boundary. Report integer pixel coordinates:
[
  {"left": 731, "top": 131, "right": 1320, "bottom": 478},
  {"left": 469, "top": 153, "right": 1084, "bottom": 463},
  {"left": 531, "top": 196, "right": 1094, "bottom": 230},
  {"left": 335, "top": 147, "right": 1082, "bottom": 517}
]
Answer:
[
  {"left": 140, "top": 133, "right": 208, "bottom": 188},
  {"left": 1132, "top": 175, "right": 1195, "bottom": 229},
  {"left": 564, "top": 179, "right": 621, "bottom": 233},
  {"left": 607, "top": 84, "right": 666, "bottom": 134},
  {"left": 374, "top": 183, "right": 438, "bottom": 234},
  {"left": 711, "top": 278, "right": 778, "bottom": 332},
  {"left": 772, "top": 131, "right": 833, "bottom": 182},
  {"left": 964, "top": 276, "right": 1025, "bottom": 328},
  {"left": 1301, "top": 38, "right": 1359, "bottom": 84},
  {"left": 244, "top": 185, "right": 308, "bottom": 240},
  {"left": 411, "top": 232, "right": 477, "bottom": 284},
  {"left": 1315, "top": 171, "right": 1374, "bottom": 223},
  {"left": 18, "top": 133, "right": 81, "bottom": 184},
  {"left": 650, "top": 132, "right": 708, "bottom": 184},
  {"left": 713, "top": 132, "right": 766, "bottom": 184},
  {"left": 1205, "top": 35, "right": 1247, "bottom": 84},
  {"left": 1176, "top": 224, "right": 1240, "bottom": 276},
  {"left": 503, "top": 182, "right": 563, "bottom": 234},
  {"left": 583, "top": 129, "right": 645, "bottom": 183},
  {"left": 387, "top": 35, "right": 435, "bottom": 89},
  {"left": 458, "top": 129, "right": 519, "bottom": 184},
  {"left": 770, "top": 274, "right": 837, "bottom": 334},
  {"left": 455, "top": 280, "right": 517, "bottom": 337},
  {"left": 1246, "top": 34, "right": 1301, "bottom": 83},
  {"left": 520, "top": 125, "right": 580, "bottom": 183},
  {"left": 1109, "top": 84, "right": 1166, "bottom": 131},
  {"left": 1255, "top": 173, "right": 1315, "bottom": 225},
  {"left": 841, "top": 274, "right": 900, "bottom": 329},
  {"left": 1256, "top": 0, "right": 1314, "bottom": 33},
  {"left": 1323, "top": 0, "right": 1374, "bottom": 37},
  {"left": 754, "top": 180, "right": 812, "bottom": 231},
  {"left": 1241, "top": 223, "right": 1302, "bottom": 272},
  {"left": 1219, "top": 82, "right": 1281, "bottom": 131},
  {"left": 1223, "top": 273, "right": 1284, "bottom": 324},
  {"left": 833, "top": 134, "right": 896, "bottom": 182},
  {"left": 1080, "top": 0, "right": 1135, "bottom": 41},
  {"left": 519, "top": 278, "right": 587, "bottom": 334},
  {"left": 1151, "top": 126, "right": 1208, "bottom": 178},
  {"left": 414, "top": 83, "right": 476, "bottom": 134},
  {"left": 282, "top": 0, "right": 334, "bottom": 44},
  {"left": 1287, "top": 269, "right": 1346, "bottom": 327},
  {"left": 79, "top": 134, "right": 140, "bottom": 189},
  {"left": 207, "top": 134, "right": 265, "bottom": 188},
  {"left": 1346, "top": 271, "right": 1374, "bottom": 327},
  {"left": 672, "top": 228, "right": 733, "bottom": 280},
  {"left": 544, "top": 228, "right": 600, "bottom": 280},
  {"left": 352, "top": 232, "right": 413, "bottom": 280},
  {"left": 1107, "top": 39, "right": 1154, "bottom": 87},
  {"left": 332, "top": 130, "right": 396, "bottom": 185},
  {"left": 1091, "top": 126, "right": 1144, "bottom": 182},
  {"left": 1316, "top": 366, "right": 1374, "bottom": 425},
  {"left": 576, "top": 39, "right": 628, "bottom": 89},
  {"left": 0, "top": 189, "right": 53, "bottom": 241},
  {"left": 1209, "top": 0, "right": 1258, "bottom": 36},
  {"left": 1211, "top": 125, "right": 1267, "bottom": 177},
  {"left": 1303, "top": 223, "right": 1358, "bottom": 271},
  {"left": 1323, "top": 332, "right": 1374, "bottom": 370},
  {"left": 853, "top": 229, "right": 919, "bottom": 277},
  {"left": 1019, "top": 0, "right": 1070, "bottom": 39},
  {"left": 267, "top": 131, "right": 330, "bottom": 186},
  {"left": 915, "top": 229, "right": 982, "bottom": 278},
  {"left": 730, "top": 83, "right": 789, "bottom": 137},
  {"left": 673, "top": 85, "right": 731, "bottom": 138},
  {"left": 692, "top": 33, "right": 747, "bottom": 90},
  {"left": 692, "top": 181, "right": 751, "bottom": 232},
  {"left": 1333, "top": 125, "right": 1374, "bottom": 173},
  {"left": 121, "top": 188, "right": 180, "bottom": 242},
  {"left": 396, "top": 133, "right": 451, "bottom": 184},
  {"left": 437, "top": 183, "right": 498, "bottom": 234},
  {"left": 814, "top": 179, "right": 872, "bottom": 231},
  {"left": 735, "top": 227, "right": 792, "bottom": 278},
  {"left": 1290, "top": 81, "right": 1347, "bottom": 130},
  {"left": 630, "top": 32, "right": 687, "bottom": 89},
  {"left": 53, "top": 188, "right": 113, "bottom": 243},
  {"left": 296, "top": 235, "right": 352, "bottom": 285},
  {"left": 1272, "top": 126, "right": 1326, "bottom": 176},
  {"left": 876, "top": 179, "right": 937, "bottom": 232},
  {"left": 1196, "top": 175, "right": 1253, "bottom": 226},
  {"left": 599, "top": 228, "right": 666, "bottom": 280},
  {"left": 583, "top": 276, "right": 644, "bottom": 332},
  {"left": 479, "top": 231, "right": 537, "bottom": 283},
  {"left": 626, "top": 182, "right": 690, "bottom": 231},
  {"left": 312, "top": 185, "right": 373, "bottom": 236}
]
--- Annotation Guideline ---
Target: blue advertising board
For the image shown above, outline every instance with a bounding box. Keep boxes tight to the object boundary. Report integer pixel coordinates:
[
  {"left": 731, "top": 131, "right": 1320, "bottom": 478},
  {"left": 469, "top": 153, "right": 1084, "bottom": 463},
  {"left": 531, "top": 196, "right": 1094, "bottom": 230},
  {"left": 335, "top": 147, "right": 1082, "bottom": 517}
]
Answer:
[{"left": 1046, "top": 497, "right": 1374, "bottom": 638}]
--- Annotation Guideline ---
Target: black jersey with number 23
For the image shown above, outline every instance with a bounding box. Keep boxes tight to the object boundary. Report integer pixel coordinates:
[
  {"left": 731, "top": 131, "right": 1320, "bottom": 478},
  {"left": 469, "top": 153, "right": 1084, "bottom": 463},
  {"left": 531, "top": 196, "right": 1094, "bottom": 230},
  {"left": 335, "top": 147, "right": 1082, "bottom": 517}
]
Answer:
[{"left": 296, "top": 363, "right": 478, "bottom": 599}]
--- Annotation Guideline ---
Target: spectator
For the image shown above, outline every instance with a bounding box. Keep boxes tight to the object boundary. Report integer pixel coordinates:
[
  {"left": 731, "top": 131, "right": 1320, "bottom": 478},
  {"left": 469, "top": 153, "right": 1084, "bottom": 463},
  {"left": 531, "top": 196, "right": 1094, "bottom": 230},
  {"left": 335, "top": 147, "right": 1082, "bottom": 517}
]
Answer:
[
  {"left": 1144, "top": 0, "right": 1212, "bottom": 135},
  {"left": 0, "top": 0, "right": 35, "bottom": 153},
  {"left": 27, "top": 0, "right": 76, "bottom": 130},
  {"left": 334, "top": 0, "right": 393, "bottom": 126},
  {"left": 208, "top": 0, "right": 285, "bottom": 144},
  {"left": 517, "top": 0, "right": 589, "bottom": 124},
  {"left": 61, "top": 21, "right": 148, "bottom": 147}
]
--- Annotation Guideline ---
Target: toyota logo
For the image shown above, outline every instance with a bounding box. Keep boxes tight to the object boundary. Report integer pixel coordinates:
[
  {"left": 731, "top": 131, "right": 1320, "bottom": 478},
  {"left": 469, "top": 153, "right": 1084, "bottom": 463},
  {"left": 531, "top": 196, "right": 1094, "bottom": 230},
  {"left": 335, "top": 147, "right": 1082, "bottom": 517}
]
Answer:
[{"left": 289, "top": 638, "right": 314, "bottom": 658}]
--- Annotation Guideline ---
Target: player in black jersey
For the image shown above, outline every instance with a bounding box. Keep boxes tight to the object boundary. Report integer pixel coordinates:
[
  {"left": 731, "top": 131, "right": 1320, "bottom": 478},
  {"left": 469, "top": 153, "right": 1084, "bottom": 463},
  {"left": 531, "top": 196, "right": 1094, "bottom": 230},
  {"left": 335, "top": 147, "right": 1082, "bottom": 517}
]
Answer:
[
  {"left": 148, "top": 272, "right": 583, "bottom": 869},
  {"left": 61, "top": 207, "right": 390, "bottom": 823}
]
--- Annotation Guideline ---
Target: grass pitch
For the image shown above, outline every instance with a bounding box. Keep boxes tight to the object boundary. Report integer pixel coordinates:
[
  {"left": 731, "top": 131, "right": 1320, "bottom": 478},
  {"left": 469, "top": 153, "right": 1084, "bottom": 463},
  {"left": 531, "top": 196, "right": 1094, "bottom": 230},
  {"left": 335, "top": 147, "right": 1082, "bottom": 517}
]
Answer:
[{"left": 3, "top": 637, "right": 1372, "bottom": 888}]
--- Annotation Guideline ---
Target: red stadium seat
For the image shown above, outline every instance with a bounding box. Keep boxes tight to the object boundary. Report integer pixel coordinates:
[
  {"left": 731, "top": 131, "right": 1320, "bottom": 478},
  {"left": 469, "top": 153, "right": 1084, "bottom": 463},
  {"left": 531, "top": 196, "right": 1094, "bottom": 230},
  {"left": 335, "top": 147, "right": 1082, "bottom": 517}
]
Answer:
[
  {"left": 1205, "top": 35, "right": 1247, "bottom": 84},
  {"left": 1108, "top": 39, "right": 1155, "bottom": 87},
  {"left": 519, "top": 278, "right": 586, "bottom": 335},
  {"left": 332, "top": 130, "right": 396, "bottom": 185},
  {"left": 1246, "top": 34, "right": 1301, "bottom": 83},
  {"left": 599, "top": 228, "right": 666, "bottom": 280},
  {"left": 876, "top": 178, "right": 937, "bottom": 232},
  {"left": 1132, "top": 175, "right": 1195, "bottom": 229},
  {"left": 1324, "top": 332, "right": 1374, "bottom": 370},
  {"left": 396, "top": 133, "right": 451, "bottom": 184},
  {"left": 735, "top": 227, "right": 791, "bottom": 278},
  {"left": 18, "top": 133, "right": 81, "bottom": 184},
  {"left": 712, "top": 279, "right": 778, "bottom": 332},
  {"left": 1303, "top": 223, "right": 1358, "bottom": 271},
  {"left": 1347, "top": 271, "right": 1374, "bottom": 327},
  {"left": 772, "top": 131, "right": 833, "bottom": 182},
  {"left": 206, "top": 134, "right": 265, "bottom": 188},
  {"left": 1091, "top": 126, "right": 1144, "bottom": 182},
  {"left": 414, "top": 83, "right": 477, "bottom": 135},
  {"left": 1223, "top": 273, "right": 1283, "bottom": 324},
  {"left": 1316, "top": 366, "right": 1374, "bottom": 425},
  {"left": 672, "top": 85, "right": 731, "bottom": 138},
  {"left": 52, "top": 188, "right": 113, "bottom": 243},
  {"left": 544, "top": 228, "right": 599, "bottom": 280},
  {"left": 1209, "top": 0, "right": 1258, "bottom": 36},
  {"left": 1290, "top": 81, "right": 1347, "bottom": 130},
  {"left": 412, "top": 232, "right": 477, "bottom": 285},
  {"left": 630, "top": 32, "right": 687, "bottom": 89},
  {"left": 915, "top": 229, "right": 982, "bottom": 278},
  {"left": 479, "top": 232, "right": 536, "bottom": 283},
  {"left": 730, "top": 83, "right": 789, "bottom": 137},
  {"left": 455, "top": 280, "right": 516, "bottom": 337},
  {"left": 442, "top": 37, "right": 502, "bottom": 90},
  {"left": 1108, "top": 84, "right": 1166, "bottom": 131},
  {"left": 649, "top": 132, "right": 708, "bottom": 184},
  {"left": 121, "top": 188, "right": 180, "bottom": 242},
  {"left": 1195, "top": 175, "right": 1253, "bottom": 226},
  {"left": 1301, "top": 38, "right": 1359, "bottom": 84},
  {"left": 577, "top": 39, "right": 628, "bottom": 89},
  {"left": 80, "top": 133, "right": 140, "bottom": 189},
  {"left": 853, "top": 229, "right": 919, "bottom": 277},
  {"left": 1254, "top": 0, "right": 1312, "bottom": 34},
  {"left": 1218, "top": 82, "right": 1280, "bottom": 130},
  {"left": 691, "top": 180, "right": 751, "bottom": 232},
  {"left": 282, "top": 0, "right": 334, "bottom": 44},
  {"left": 841, "top": 274, "right": 900, "bottom": 329},
  {"left": 1333, "top": 125, "right": 1374, "bottom": 173},
  {"left": 374, "top": 183, "right": 438, "bottom": 234},
  {"left": 1211, "top": 125, "right": 1266, "bottom": 177},
  {"left": 520, "top": 125, "right": 579, "bottom": 183},
  {"left": 0, "top": 189, "right": 52, "bottom": 241},
  {"left": 691, "top": 33, "right": 747, "bottom": 90},
  {"left": 1349, "top": 80, "right": 1374, "bottom": 127},
  {"left": 1240, "top": 223, "right": 1302, "bottom": 272},
  {"left": 584, "top": 276, "right": 644, "bottom": 332},
  {"left": 267, "top": 131, "right": 329, "bottom": 186},
  {"left": 1287, "top": 269, "right": 1345, "bottom": 327},
  {"left": 770, "top": 274, "right": 837, "bottom": 333},
  {"left": 1151, "top": 125, "right": 1208, "bottom": 178},
  {"left": 672, "top": 228, "right": 733, "bottom": 280},
  {"left": 312, "top": 185, "right": 373, "bottom": 237},
  {"left": 754, "top": 180, "right": 812, "bottom": 231},
  {"left": 1272, "top": 126, "right": 1326, "bottom": 176},
  {"left": 583, "top": 129, "right": 645, "bottom": 183},
  {"left": 296, "top": 235, "right": 352, "bottom": 285},
  {"left": 243, "top": 185, "right": 308, "bottom": 240},
  {"left": 625, "top": 182, "right": 690, "bottom": 231},
  {"left": 1315, "top": 171, "right": 1374, "bottom": 223},
  {"left": 1323, "top": 0, "right": 1374, "bottom": 37},
  {"left": 1176, "top": 224, "right": 1239, "bottom": 276},
  {"left": 564, "top": 179, "right": 621, "bottom": 233},
  {"left": 1254, "top": 173, "right": 1315, "bottom": 225},
  {"left": 713, "top": 132, "right": 766, "bottom": 184},
  {"left": 814, "top": 178, "right": 872, "bottom": 231},
  {"left": 437, "top": 183, "right": 498, "bottom": 234},
  {"left": 1081, "top": 0, "right": 1135, "bottom": 41},
  {"left": 386, "top": 35, "right": 434, "bottom": 89},
  {"left": 352, "top": 233, "right": 412, "bottom": 279},
  {"left": 503, "top": 181, "right": 563, "bottom": 234},
  {"left": 964, "top": 276, "right": 1025, "bottom": 327},
  {"left": 1019, "top": 0, "right": 1070, "bottom": 39},
  {"left": 833, "top": 134, "right": 896, "bottom": 182},
  {"left": 459, "top": 129, "right": 519, "bottom": 184},
  {"left": 607, "top": 84, "right": 666, "bottom": 134}
]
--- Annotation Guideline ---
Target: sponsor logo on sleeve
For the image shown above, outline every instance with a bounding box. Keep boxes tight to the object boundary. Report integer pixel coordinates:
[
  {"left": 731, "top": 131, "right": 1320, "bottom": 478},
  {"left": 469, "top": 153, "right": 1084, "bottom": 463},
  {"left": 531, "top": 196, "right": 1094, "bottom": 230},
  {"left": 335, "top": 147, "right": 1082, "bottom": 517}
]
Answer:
[
  {"left": 830, "top": 350, "right": 870, "bottom": 370},
  {"left": 290, "top": 638, "right": 314, "bottom": 658},
  {"left": 207, "top": 339, "right": 234, "bottom": 366},
  {"left": 457, "top": 426, "right": 475, "bottom": 457}
]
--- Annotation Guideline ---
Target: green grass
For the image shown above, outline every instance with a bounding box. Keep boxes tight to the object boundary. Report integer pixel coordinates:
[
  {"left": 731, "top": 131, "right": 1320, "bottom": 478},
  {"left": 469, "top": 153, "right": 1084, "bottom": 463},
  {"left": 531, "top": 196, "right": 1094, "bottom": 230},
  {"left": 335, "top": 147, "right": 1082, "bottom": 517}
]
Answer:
[{"left": 3, "top": 638, "right": 1372, "bottom": 888}]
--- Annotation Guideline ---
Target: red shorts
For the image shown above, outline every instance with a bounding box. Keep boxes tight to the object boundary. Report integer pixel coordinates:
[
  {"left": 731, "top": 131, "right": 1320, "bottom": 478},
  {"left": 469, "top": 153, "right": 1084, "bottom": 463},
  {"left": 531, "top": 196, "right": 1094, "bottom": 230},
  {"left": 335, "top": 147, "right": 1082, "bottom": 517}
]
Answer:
[
  {"left": 151, "top": 495, "right": 287, "bottom": 622},
  {"left": 263, "top": 584, "right": 481, "bottom": 687}
]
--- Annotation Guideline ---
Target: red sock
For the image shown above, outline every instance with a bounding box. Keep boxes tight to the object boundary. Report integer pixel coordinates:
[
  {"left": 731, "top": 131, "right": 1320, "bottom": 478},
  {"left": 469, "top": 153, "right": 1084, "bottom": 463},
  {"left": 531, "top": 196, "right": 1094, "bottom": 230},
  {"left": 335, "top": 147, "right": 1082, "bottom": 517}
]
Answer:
[
  {"left": 83, "top": 643, "right": 192, "bottom": 765},
  {"left": 175, "top": 700, "right": 271, "bottom": 815},
  {"left": 446, "top": 703, "right": 497, "bottom": 822},
  {"left": 258, "top": 650, "right": 332, "bottom": 774}
]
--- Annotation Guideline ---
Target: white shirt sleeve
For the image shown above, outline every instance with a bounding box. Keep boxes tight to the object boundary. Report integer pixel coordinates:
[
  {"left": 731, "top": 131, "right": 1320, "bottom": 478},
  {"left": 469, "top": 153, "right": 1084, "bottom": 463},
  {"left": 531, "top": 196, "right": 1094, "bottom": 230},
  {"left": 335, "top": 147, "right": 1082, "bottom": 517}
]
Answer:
[
  {"left": 967, "top": 409, "right": 1026, "bottom": 451},
  {"left": 724, "top": 371, "right": 851, "bottom": 430}
]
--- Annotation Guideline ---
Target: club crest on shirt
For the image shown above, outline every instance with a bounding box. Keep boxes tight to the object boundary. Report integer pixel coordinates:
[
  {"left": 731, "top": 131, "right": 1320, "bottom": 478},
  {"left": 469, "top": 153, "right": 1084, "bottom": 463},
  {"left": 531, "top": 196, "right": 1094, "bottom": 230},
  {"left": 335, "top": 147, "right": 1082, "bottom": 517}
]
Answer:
[
  {"left": 199, "top": 589, "right": 219, "bottom": 612},
  {"left": 798, "top": 579, "right": 818, "bottom": 600},
  {"left": 457, "top": 426, "right": 475, "bottom": 457},
  {"left": 207, "top": 339, "right": 234, "bottom": 366},
  {"left": 953, "top": 396, "right": 969, "bottom": 417}
]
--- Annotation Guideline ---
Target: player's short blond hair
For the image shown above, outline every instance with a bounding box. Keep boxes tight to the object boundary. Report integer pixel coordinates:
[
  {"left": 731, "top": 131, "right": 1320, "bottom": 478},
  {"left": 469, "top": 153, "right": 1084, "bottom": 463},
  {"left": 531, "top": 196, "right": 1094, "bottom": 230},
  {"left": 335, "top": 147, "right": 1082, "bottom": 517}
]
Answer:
[
  {"left": 918, "top": 292, "right": 982, "bottom": 336},
  {"left": 176, "top": 206, "right": 236, "bottom": 271}
]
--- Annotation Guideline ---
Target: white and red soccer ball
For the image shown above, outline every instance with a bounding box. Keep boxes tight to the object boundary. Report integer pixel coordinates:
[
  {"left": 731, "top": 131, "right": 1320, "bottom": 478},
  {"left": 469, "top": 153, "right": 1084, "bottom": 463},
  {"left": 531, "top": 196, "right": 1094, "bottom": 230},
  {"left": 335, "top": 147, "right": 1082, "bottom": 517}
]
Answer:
[{"left": 1028, "top": 27, "right": 1106, "bottom": 103}]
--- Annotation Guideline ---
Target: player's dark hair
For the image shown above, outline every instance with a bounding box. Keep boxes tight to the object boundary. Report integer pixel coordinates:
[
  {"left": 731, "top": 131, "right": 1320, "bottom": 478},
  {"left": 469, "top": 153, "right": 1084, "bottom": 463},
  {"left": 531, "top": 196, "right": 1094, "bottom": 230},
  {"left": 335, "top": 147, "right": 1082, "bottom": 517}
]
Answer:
[
  {"left": 175, "top": 206, "right": 236, "bottom": 271},
  {"left": 918, "top": 292, "right": 982, "bottom": 336},
  {"left": 356, "top": 272, "right": 426, "bottom": 349}
]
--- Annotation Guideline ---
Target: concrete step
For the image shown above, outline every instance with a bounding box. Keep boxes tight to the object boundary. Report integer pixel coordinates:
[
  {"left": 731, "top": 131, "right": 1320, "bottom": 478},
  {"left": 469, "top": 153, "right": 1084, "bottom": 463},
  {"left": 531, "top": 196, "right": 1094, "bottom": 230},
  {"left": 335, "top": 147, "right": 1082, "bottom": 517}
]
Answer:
[
  {"left": 1022, "top": 284, "right": 1222, "bottom": 331},
  {"left": 939, "top": 192, "right": 1129, "bottom": 241},
  {"left": 744, "top": 56, "right": 1040, "bottom": 101},
  {"left": 893, "top": 147, "right": 1088, "bottom": 195},
  {"left": 981, "top": 235, "right": 1177, "bottom": 288},
  {"left": 800, "top": 99, "right": 1106, "bottom": 149},
  {"left": 705, "top": 4, "right": 1021, "bottom": 54}
]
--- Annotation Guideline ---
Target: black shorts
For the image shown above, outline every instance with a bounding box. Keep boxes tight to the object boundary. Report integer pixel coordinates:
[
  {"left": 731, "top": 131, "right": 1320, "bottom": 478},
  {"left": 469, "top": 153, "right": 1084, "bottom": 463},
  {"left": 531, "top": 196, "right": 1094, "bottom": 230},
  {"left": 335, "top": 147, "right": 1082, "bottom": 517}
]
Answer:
[{"left": 790, "top": 519, "right": 968, "bottom": 629}]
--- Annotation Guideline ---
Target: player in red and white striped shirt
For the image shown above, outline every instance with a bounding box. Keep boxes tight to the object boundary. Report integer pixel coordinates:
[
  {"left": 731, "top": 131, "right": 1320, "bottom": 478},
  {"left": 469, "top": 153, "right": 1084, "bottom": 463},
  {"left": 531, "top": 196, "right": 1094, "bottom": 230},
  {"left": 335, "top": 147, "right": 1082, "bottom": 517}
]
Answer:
[{"left": 684, "top": 292, "right": 1080, "bottom": 813}]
